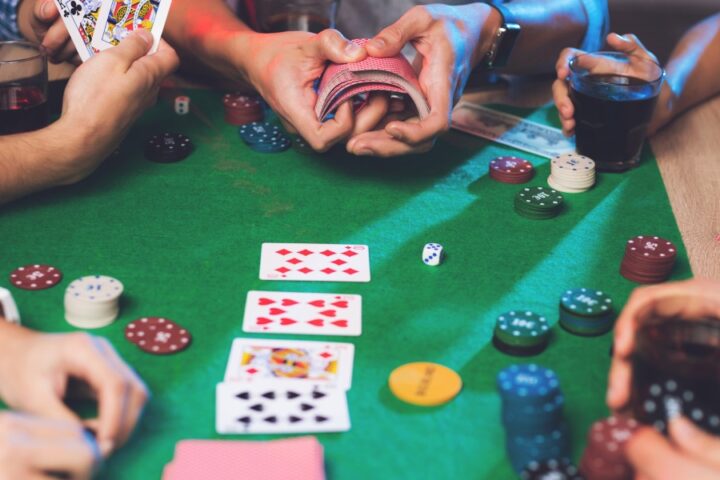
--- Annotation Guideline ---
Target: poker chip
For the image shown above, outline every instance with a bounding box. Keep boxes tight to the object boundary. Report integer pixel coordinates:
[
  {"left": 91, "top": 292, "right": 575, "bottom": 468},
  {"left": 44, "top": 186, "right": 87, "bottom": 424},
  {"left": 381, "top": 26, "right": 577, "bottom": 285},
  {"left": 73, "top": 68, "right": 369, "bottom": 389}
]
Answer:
[
  {"left": 389, "top": 362, "right": 462, "bottom": 407},
  {"left": 521, "top": 459, "right": 583, "bottom": 480},
  {"left": 125, "top": 317, "right": 192, "bottom": 355},
  {"left": 64, "top": 275, "right": 123, "bottom": 329},
  {"left": 514, "top": 186, "right": 564, "bottom": 220},
  {"left": 497, "top": 364, "right": 570, "bottom": 473},
  {"left": 250, "top": 135, "right": 291, "bottom": 154},
  {"left": 579, "top": 416, "right": 638, "bottom": 480},
  {"left": 559, "top": 288, "right": 615, "bottom": 336},
  {"left": 145, "top": 133, "right": 194, "bottom": 163},
  {"left": 223, "top": 93, "right": 264, "bottom": 126},
  {"left": 493, "top": 310, "right": 550, "bottom": 355},
  {"left": 9, "top": 264, "right": 63, "bottom": 290},
  {"left": 620, "top": 235, "right": 677, "bottom": 283},
  {"left": 489, "top": 156, "right": 535, "bottom": 184},
  {"left": 547, "top": 153, "right": 596, "bottom": 193}
]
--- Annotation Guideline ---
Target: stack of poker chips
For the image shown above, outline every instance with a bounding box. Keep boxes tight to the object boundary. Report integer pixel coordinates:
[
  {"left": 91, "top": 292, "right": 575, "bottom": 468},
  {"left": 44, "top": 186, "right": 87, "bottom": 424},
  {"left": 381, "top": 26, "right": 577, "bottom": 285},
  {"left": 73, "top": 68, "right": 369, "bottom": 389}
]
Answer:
[
  {"left": 514, "top": 186, "right": 564, "bottom": 220},
  {"left": 489, "top": 156, "right": 535, "bottom": 184},
  {"left": 497, "top": 364, "right": 571, "bottom": 473},
  {"left": 620, "top": 235, "right": 677, "bottom": 283},
  {"left": 223, "top": 93, "right": 264, "bottom": 126},
  {"left": 579, "top": 416, "right": 638, "bottom": 480},
  {"left": 521, "top": 459, "right": 583, "bottom": 480},
  {"left": 547, "top": 153, "right": 596, "bottom": 193},
  {"left": 64, "top": 275, "right": 124, "bottom": 329},
  {"left": 144, "top": 133, "right": 194, "bottom": 163},
  {"left": 558, "top": 288, "right": 615, "bottom": 336},
  {"left": 238, "top": 122, "right": 291, "bottom": 154},
  {"left": 493, "top": 310, "right": 551, "bottom": 356}
]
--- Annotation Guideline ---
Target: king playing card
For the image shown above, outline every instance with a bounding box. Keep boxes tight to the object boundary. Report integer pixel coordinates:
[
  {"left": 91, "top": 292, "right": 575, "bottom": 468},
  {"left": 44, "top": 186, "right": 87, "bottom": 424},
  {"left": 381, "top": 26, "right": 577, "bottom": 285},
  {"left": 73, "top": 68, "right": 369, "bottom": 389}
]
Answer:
[
  {"left": 92, "top": 0, "right": 172, "bottom": 54},
  {"left": 242, "top": 291, "right": 362, "bottom": 337},
  {"left": 259, "top": 243, "right": 371, "bottom": 282}
]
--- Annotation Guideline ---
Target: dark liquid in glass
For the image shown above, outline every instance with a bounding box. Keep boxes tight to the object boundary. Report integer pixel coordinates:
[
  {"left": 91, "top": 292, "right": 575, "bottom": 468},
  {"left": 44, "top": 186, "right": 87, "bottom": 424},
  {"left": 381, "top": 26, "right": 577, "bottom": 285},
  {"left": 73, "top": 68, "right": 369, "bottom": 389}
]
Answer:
[
  {"left": 263, "top": 13, "right": 330, "bottom": 33},
  {"left": 631, "top": 319, "right": 720, "bottom": 436},
  {"left": 570, "top": 74, "right": 659, "bottom": 172},
  {"left": 0, "top": 84, "right": 48, "bottom": 134}
]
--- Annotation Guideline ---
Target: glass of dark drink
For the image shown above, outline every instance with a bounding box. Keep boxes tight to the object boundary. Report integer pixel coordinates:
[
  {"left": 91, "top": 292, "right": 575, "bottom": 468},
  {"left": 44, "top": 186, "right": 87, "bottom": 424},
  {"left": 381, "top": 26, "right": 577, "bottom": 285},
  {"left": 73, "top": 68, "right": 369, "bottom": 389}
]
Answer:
[
  {"left": 0, "top": 41, "right": 48, "bottom": 135},
  {"left": 257, "top": 0, "right": 339, "bottom": 33},
  {"left": 569, "top": 51, "right": 664, "bottom": 172},
  {"left": 630, "top": 317, "right": 720, "bottom": 436}
]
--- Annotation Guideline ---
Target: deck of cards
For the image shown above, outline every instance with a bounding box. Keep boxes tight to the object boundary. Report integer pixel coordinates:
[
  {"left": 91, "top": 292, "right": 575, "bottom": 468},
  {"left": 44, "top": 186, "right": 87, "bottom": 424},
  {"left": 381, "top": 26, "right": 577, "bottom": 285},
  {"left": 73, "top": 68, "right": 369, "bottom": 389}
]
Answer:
[
  {"left": 215, "top": 243, "right": 369, "bottom": 436},
  {"left": 54, "top": 0, "right": 172, "bottom": 61}
]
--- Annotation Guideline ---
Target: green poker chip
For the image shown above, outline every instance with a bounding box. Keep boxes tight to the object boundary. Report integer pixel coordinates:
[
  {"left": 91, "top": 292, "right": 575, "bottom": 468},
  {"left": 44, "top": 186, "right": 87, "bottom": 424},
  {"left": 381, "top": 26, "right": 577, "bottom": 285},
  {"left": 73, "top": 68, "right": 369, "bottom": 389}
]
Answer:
[
  {"left": 514, "top": 186, "right": 564, "bottom": 220},
  {"left": 560, "top": 288, "right": 613, "bottom": 317},
  {"left": 494, "top": 311, "right": 551, "bottom": 348}
]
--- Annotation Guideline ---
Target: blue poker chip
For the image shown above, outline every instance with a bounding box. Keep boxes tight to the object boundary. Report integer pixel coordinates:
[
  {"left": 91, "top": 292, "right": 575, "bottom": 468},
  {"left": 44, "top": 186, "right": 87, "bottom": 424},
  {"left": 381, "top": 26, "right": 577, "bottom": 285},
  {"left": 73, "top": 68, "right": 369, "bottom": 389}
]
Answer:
[
  {"left": 496, "top": 364, "right": 561, "bottom": 405},
  {"left": 250, "top": 135, "right": 291, "bottom": 153},
  {"left": 238, "top": 122, "right": 283, "bottom": 145}
]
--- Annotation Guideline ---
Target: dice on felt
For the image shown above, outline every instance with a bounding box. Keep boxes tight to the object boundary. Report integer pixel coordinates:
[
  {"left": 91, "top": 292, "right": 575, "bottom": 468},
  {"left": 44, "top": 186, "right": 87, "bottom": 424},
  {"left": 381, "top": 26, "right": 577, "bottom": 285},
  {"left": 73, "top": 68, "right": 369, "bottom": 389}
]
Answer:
[
  {"left": 174, "top": 96, "right": 190, "bottom": 115},
  {"left": 422, "top": 243, "right": 444, "bottom": 266}
]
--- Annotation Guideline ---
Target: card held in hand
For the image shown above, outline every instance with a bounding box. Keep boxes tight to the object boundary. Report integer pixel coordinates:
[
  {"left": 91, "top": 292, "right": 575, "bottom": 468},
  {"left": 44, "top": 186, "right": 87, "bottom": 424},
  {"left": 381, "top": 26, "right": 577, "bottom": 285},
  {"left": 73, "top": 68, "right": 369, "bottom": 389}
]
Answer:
[
  {"left": 92, "top": 0, "right": 172, "bottom": 54},
  {"left": 216, "top": 380, "right": 351, "bottom": 434},
  {"left": 53, "top": 0, "right": 103, "bottom": 61}
]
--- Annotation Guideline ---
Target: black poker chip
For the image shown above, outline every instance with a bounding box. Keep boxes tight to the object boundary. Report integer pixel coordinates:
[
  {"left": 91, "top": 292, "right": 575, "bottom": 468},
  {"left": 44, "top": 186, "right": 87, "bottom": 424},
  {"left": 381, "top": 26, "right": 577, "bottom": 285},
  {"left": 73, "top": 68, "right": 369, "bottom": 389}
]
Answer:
[{"left": 145, "top": 132, "right": 193, "bottom": 163}]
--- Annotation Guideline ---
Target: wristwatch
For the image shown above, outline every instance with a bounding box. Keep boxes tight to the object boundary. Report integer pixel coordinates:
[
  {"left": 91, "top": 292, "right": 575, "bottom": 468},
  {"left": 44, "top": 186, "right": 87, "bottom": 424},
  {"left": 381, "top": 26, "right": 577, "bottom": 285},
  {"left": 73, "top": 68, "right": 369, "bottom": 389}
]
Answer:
[{"left": 481, "top": 1, "right": 522, "bottom": 69}]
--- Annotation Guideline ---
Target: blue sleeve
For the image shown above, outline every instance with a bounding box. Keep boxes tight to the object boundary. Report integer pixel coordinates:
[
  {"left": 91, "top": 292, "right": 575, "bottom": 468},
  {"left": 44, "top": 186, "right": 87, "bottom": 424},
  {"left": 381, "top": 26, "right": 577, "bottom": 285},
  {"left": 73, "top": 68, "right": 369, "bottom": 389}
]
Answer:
[
  {"left": 0, "top": 0, "right": 22, "bottom": 41},
  {"left": 579, "top": 0, "right": 609, "bottom": 51}
]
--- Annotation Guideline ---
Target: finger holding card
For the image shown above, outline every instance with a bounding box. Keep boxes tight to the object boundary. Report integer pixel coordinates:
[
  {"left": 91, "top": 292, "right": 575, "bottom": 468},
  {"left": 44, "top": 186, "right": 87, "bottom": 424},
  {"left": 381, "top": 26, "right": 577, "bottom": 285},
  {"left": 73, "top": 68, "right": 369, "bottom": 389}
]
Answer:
[
  {"left": 92, "top": 0, "right": 172, "bottom": 54},
  {"left": 53, "top": 0, "right": 104, "bottom": 61}
]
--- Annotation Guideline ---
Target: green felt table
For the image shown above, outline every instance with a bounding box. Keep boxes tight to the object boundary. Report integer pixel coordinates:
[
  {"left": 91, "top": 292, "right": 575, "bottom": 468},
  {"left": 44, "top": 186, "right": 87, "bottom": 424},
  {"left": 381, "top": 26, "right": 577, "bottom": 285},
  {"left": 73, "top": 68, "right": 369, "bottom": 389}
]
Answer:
[{"left": 0, "top": 89, "right": 691, "bottom": 479}]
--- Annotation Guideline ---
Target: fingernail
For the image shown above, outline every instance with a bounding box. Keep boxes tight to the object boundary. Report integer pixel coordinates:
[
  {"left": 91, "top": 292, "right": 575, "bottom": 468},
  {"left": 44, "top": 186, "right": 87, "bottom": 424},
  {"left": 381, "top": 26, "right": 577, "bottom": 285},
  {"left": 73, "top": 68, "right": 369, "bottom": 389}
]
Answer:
[
  {"left": 40, "top": 1, "right": 49, "bottom": 17},
  {"left": 99, "top": 440, "right": 115, "bottom": 457},
  {"left": 369, "top": 38, "right": 385, "bottom": 50},
  {"left": 613, "top": 33, "right": 628, "bottom": 42},
  {"left": 136, "top": 29, "right": 153, "bottom": 46},
  {"left": 344, "top": 42, "right": 361, "bottom": 56}
]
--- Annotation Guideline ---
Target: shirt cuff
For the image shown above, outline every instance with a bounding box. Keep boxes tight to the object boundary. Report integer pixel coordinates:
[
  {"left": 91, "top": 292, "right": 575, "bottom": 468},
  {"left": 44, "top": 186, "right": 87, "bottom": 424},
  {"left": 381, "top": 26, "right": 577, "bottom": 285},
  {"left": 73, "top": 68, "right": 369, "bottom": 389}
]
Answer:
[
  {"left": 578, "top": 0, "right": 609, "bottom": 52},
  {"left": 0, "top": 0, "right": 22, "bottom": 41}
]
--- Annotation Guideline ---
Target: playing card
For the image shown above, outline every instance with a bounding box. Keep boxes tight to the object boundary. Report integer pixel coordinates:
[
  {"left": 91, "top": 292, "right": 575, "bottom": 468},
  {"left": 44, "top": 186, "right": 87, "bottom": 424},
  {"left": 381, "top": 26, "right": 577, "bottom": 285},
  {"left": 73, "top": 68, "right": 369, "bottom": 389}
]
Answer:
[
  {"left": 224, "top": 338, "right": 355, "bottom": 390},
  {"left": 216, "top": 380, "right": 351, "bottom": 434},
  {"left": 53, "top": 0, "right": 103, "bottom": 61},
  {"left": 451, "top": 102, "right": 576, "bottom": 159},
  {"left": 242, "top": 291, "right": 362, "bottom": 337},
  {"left": 259, "top": 243, "right": 370, "bottom": 282},
  {"left": 92, "top": 0, "right": 172, "bottom": 54},
  {"left": 0, "top": 287, "right": 20, "bottom": 325}
]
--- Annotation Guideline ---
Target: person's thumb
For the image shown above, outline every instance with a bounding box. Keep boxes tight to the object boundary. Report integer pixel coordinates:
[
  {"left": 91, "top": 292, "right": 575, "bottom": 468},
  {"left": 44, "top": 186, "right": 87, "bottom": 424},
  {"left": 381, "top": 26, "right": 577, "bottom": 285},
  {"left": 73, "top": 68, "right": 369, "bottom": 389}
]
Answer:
[{"left": 310, "top": 29, "right": 366, "bottom": 64}]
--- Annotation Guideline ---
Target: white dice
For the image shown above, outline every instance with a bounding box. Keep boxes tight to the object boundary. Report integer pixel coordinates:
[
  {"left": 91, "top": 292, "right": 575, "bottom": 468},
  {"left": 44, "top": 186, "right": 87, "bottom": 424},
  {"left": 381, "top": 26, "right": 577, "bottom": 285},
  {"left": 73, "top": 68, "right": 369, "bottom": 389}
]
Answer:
[
  {"left": 175, "top": 96, "right": 190, "bottom": 115},
  {"left": 422, "top": 243, "right": 444, "bottom": 266},
  {"left": 0, "top": 287, "right": 20, "bottom": 324}
]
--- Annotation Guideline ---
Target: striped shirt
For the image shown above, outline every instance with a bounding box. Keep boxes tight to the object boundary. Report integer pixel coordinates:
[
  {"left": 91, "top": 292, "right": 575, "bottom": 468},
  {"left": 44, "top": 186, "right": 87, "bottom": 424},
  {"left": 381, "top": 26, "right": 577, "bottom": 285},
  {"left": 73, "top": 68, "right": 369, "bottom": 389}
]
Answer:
[{"left": 0, "top": 0, "right": 20, "bottom": 41}]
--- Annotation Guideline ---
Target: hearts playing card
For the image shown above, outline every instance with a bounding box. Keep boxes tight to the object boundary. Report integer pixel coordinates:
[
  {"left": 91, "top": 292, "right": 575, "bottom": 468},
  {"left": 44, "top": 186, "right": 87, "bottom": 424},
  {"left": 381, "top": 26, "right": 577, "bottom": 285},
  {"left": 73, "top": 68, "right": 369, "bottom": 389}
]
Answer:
[
  {"left": 216, "top": 380, "right": 350, "bottom": 434},
  {"left": 224, "top": 338, "right": 355, "bottom": 390},
  {"left": 53, "top": 0, "right": 103, "bottom": 61},
  {"left": 242, "top": 291, "right": 362, "bottom": 337},
  {"left": 92, "top": 0, "right": 172, "bottom": 54},
  {"left": 259, "top": 243, "right": 370, "bottom": 282}
]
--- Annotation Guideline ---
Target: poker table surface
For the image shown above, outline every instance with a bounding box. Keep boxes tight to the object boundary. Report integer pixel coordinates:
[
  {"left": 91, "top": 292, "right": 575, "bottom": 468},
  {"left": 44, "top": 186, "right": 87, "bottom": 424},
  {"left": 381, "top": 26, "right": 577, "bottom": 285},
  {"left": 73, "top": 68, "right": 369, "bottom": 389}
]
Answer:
[{"left": 1, "top": 89, "right": 691, "bottom": 479}]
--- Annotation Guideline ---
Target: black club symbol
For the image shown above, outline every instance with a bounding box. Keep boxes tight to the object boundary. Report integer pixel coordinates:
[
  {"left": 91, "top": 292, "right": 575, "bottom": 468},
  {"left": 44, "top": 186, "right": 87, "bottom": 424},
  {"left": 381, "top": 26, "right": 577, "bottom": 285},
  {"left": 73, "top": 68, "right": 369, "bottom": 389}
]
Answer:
[{"left": 69, "top": 1, "right": 81, "bottom": 15}]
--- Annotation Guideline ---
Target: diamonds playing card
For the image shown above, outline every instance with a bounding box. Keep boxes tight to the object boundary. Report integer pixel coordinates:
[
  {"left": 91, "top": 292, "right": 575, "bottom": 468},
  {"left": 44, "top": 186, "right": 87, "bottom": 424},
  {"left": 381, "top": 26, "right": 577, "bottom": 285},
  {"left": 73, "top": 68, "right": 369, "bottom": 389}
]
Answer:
[
  {"left": 216, "top": 380, "right": 351, "bottom": 434},
  {"left": 259, "top": 243, "right": 370, "bottom": 282},
  {"left": 242, "top": 291, "right": 362, "bottom": 337},
  {"left": 224, "top": 338, "right": 355, "bottom": 390},
  {"left": 53, "top": 0, "right": 103, "bottom": 61},
  {"left": 92, "top": 0, "right": 172, "bottom": 54}
]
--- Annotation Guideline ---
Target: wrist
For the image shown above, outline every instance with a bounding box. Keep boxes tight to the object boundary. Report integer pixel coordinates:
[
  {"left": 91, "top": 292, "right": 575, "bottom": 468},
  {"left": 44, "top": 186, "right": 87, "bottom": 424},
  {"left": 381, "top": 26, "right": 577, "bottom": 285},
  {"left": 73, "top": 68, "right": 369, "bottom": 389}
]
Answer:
[
  {"left": 43, "top": 119, "right": 100, "bottom": 185},
  {"left": 472, "top": 3, "right": 503, "bottom": 69},
  {"left": 200, "top": 29, "right": 258, "bottom": 85}
]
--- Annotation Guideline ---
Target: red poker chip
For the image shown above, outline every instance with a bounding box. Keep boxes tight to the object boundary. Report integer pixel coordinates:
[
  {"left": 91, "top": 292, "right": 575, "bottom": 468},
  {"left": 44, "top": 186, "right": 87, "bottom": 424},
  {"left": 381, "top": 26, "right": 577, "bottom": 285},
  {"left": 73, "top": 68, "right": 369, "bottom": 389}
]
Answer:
[
  {"left": 125, "top": 317, "right": 192, "bottom": 355},
  {"left": 580, "top": 416, "right": 638, "bottom": 479},
  {"left": 9, "top": 264, "right": 63, "bottom": 290},
  {"left": 223, "top": 93, "right": 261, "bottom": 109},
  {"left": 489, "top": 156, "right": 535, "bottom": 184},
  {"left": 625, "top": 236, "right": 677, "bottom": 261}
]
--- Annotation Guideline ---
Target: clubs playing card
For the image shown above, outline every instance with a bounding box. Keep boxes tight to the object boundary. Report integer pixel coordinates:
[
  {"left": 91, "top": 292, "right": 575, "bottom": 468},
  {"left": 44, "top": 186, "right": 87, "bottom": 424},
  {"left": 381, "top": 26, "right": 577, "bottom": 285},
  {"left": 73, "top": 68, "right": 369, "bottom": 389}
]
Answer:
[
  {"left": 259, "top": 243, "right": 371, "bottom": 282},
  {"left": 451, "top": 102, "right": 576, "bottom": 159},
  {"left": 92, "top": 0, "right": 172, "bottom": 54},
  {"left": 224, "top": 338, "right": 355, "bottom": 390},
  {"left": 53, "top": 0, "right": 103, "bottom": 61},
  {"left": 242, "top": 291, "right": 362, "bottom": 337},
  {"left": 216, "top": 380, "right": 350, "bottom": 434}
]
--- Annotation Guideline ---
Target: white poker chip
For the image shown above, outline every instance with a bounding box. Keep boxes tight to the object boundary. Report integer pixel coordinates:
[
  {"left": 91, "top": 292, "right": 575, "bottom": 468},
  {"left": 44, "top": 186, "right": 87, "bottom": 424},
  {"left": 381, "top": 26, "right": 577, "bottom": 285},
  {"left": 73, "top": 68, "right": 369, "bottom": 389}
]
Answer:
[
  {"left": 64, "top": 275, "right": 123, "bottom": 329},
  {"left": 548, "top": 152, "right": 596, "bottom": 193}
]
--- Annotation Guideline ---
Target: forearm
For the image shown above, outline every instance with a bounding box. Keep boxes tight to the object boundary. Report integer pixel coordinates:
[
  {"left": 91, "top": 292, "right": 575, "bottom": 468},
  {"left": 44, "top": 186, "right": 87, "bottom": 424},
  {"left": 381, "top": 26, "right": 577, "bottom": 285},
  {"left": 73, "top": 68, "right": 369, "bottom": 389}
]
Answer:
[
  {"left": 658, "top": 13, "right": 720, "bottom": 124},
  {"left": 0, "top": 122, "right": 78, "bottom": 205},
  {"left": 494, "top": 0, "right": 598, "bottom": 74},
  {"left": 164, "top": 0, "right": 257, "bottom": 83}
]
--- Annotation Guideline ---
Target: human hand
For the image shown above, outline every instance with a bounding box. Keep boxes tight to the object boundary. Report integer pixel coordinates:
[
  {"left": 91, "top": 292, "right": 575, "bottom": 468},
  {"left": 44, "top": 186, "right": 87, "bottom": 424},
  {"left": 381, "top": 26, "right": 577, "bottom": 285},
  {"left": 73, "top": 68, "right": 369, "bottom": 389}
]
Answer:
[
  {"left": 606, "top": 278, "right": 720, "bottom": 411},
  {"left": 0, "top": 324, "right": 149, "bottom": 456},
  {"left": 553, "top": 33, "right": 660, "bottom": 136},
  {"left": 54, "top": 30, "right": 178, "bottom": 185},
  {"left": 626, "top": 415, "right": 720, "bottom": 479},
  {"left": 0, "top": 411, "right": 100, "bottom": 480},
  {"left": 17, "top": 0, "right": 77, "bottom": 63},
  {"left": 346, "top": 3, "right": 499, "bottom": 157},
  {"left": 241, "top": 29, "right": 377, "bottom": 152}
]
